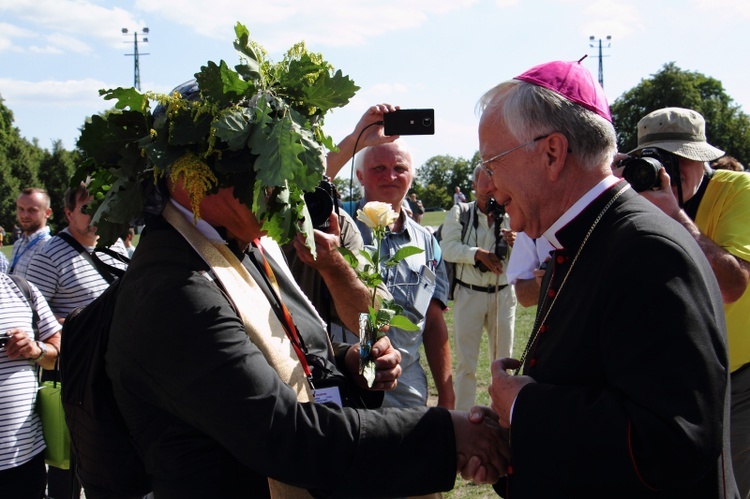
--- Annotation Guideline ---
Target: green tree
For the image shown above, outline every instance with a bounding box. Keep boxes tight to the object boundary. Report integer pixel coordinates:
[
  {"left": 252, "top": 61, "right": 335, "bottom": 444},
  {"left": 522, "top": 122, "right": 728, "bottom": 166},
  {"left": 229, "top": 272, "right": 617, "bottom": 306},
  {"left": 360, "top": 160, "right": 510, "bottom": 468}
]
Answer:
[
  {"left": 39, "top": 140, "right": 78, "bottom": 230},
  {"left": 332, "top": 176, "right": 361, "bottom": 202},
  {"left": 612, "top": 62, "right": 750, "bottom": 165},
  {"left": 415, "top": 154, "right": 475, "bottom": 209},
  {"left": 0, "top": 95, "right": 41, "bottom": 231}
]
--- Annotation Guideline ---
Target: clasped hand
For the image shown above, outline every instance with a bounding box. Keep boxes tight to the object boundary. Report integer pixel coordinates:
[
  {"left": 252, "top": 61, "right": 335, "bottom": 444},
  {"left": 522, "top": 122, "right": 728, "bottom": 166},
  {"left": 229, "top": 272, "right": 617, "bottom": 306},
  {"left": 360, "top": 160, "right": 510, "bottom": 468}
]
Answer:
[{"left": 452, "top": 406, "right": 510, "bottom": 484}]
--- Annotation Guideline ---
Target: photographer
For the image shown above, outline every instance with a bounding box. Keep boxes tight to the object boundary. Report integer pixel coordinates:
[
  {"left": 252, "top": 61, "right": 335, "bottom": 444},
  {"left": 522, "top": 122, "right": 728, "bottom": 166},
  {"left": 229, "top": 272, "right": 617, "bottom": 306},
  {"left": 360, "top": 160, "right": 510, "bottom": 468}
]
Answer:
[
  {"left": 283, "top": 176, "right": 391, "bottom": 346},
  {"left": 627, "top": 107, "right": 750, "bottom": 498},
  {"left": 440, "top": 166, "right": 516, "bottom": 411}
]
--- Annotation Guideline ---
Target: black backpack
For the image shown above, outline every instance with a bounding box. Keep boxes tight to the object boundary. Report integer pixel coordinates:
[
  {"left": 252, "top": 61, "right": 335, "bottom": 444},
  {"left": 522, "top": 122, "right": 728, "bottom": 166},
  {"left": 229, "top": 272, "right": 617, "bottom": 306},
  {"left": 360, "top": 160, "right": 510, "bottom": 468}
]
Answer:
[
  {"left": 433, "top": 202, "right": 473, "bottom": 301},
  {"left": 60, "top": 270, "right": 151, "bottom": 497}
]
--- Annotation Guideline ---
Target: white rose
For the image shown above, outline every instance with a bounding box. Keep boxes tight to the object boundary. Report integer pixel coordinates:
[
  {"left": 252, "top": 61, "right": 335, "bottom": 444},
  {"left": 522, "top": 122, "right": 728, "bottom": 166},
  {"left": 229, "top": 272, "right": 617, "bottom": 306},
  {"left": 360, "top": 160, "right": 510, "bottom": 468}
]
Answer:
[{"left": 357, "top": 201, "right": 398, "bottom": 229}]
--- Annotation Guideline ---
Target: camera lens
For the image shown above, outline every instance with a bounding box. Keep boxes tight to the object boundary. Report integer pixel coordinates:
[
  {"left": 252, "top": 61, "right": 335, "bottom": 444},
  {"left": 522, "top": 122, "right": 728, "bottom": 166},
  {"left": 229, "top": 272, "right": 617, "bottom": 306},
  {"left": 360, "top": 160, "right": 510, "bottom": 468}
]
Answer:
[
  {"left": 304, "top": 186, "right": 334, "bottom": 229},
  {"left": 622, "top": 156, "right": 662, "bottom": 192},
  {"left": 422, "top": 117, "right": 432, "bottom": 127}
]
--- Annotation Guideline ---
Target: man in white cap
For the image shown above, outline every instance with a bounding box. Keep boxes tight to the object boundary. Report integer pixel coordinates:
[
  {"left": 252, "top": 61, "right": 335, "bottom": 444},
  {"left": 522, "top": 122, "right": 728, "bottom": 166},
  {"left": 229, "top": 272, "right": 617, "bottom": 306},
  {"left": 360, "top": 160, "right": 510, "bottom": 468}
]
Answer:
[
  {"left": 480, "top": 61, "right": 737, "bottom": 498},
  {"left": 630, "top": 106, "right": 750, "bottom": 498}
]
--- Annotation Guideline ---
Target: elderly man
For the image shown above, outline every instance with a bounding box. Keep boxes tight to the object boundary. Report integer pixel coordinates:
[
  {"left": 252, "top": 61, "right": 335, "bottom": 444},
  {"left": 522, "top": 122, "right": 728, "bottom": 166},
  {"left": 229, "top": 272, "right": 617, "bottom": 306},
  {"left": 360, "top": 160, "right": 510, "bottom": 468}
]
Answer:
[
  {"left": 441, "top": 166, "right": 516, "bottom": 410},
  {"left": 480, "top": 61, "right": 736, "bottom": 498},
  {"left": 74, "top": 29, "right": 506, "bottom": 498},
  {"left": 9, "top": 188, "right": 52, "bottom": 277},
  {"left": 629, "top": 107, "right": 750, "bottom": 498},
  {"left": 354, "top": 139, "right": 456, "bottom": 410}
]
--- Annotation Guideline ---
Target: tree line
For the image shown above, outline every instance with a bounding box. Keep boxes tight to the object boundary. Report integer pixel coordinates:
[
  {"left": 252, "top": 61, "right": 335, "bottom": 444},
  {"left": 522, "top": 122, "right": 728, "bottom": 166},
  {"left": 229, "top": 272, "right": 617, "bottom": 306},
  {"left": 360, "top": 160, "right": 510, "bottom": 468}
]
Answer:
[{"left": 2, "top": 62, "right": 750, "bottom": 232}]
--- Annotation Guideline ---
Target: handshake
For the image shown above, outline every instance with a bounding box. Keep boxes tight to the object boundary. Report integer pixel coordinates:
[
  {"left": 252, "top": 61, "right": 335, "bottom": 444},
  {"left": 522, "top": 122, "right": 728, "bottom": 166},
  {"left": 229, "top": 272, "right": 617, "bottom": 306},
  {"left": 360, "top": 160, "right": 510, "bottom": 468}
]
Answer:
[{"left": 451, "top": 406, "right": 510, "bottom": 484}]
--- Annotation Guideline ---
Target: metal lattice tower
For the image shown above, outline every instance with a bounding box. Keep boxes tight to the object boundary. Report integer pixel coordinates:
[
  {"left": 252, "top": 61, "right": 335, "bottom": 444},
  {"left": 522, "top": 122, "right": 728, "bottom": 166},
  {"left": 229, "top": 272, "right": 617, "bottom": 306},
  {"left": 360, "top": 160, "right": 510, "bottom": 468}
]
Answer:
[
  {"left": 122, "top": 27, "right": 150, "bottom": 91},
  {"left": 588, "top": 35, "right": 611, "bottom": 88}
]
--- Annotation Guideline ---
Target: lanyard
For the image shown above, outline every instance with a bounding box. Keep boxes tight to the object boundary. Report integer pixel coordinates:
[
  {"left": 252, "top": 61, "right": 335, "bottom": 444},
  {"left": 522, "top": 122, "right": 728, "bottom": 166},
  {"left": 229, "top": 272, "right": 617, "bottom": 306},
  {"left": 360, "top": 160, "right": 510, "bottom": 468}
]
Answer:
[
  {"left": 252, "top": 239, "right": 313, "bottom": 382},
  {"left": 10, "top": 232, "right": 45, "bottom": 270}
]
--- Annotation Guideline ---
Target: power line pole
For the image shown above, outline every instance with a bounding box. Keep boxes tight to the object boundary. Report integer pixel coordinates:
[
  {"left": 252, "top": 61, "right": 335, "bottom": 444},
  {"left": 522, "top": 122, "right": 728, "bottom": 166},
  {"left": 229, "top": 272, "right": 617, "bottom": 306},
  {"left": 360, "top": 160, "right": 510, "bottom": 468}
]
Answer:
[
  {"left": 588, "top": 35, "right": 611, "bottom": 88},
  {"left": 122, "top": 27, "right": 150, "bottom": 91}
]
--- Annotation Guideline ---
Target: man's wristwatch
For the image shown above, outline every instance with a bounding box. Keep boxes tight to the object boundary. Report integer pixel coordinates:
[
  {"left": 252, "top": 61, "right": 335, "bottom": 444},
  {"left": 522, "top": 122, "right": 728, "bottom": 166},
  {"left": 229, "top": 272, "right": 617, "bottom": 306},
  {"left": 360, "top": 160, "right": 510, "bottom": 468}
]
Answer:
[{"left": 33, "top": 341, "right": 48, "bottom": 362}]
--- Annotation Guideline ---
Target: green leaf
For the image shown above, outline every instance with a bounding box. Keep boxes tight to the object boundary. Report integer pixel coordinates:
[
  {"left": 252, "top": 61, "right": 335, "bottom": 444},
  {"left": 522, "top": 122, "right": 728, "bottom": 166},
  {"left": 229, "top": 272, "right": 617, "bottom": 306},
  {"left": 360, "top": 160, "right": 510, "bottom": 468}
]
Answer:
[
  {"left": 212, "top": 107, "right": 254, "bottom": 151},
  {"left": 233, "top": 22, "right": 262, "bottom": 81},
  {"left": 196, "top": 60, "right": 250, "bottom": 107},
  {"left": 389, "top": 245, "right": 424, "bottom": 264},
  {"left": 168, "top": 107, "right": 213, "bottom": 146},
  {"left": 337, "top": 246, "right": 359, "bottom": 268},
  {"left": 250, "top": 112, "right": 307, "bottom": 186},
  {"left": 388, "top": 314, "right": 421, "bottom": 331},
  {"left": 100, "top": 87, "right": 149, "bottom": 113},
  {"left": 358, "top": 248, "right": 375, "bottom": 267},
  {"left": 302, "top": 69, "right": 360, "bottom": 114},
  {"left": 78, "top": 111, "right": 151, "bottom": 166}
]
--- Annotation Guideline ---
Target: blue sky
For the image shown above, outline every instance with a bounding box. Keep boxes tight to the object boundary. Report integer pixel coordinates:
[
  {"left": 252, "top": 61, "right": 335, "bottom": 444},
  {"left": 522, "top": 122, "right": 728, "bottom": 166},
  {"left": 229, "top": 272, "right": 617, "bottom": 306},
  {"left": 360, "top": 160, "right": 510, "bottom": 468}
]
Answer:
[{"left": 1, "top": 0, "right": 749, "bottom": 179}]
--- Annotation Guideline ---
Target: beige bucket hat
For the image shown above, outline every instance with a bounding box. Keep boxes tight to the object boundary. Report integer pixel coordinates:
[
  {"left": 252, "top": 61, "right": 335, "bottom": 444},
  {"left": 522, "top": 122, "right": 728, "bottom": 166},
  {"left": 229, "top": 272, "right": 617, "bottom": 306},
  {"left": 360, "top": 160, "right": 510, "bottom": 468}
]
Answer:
[{"left": 628, "top": 107, "right": 724, "bottom": 161}]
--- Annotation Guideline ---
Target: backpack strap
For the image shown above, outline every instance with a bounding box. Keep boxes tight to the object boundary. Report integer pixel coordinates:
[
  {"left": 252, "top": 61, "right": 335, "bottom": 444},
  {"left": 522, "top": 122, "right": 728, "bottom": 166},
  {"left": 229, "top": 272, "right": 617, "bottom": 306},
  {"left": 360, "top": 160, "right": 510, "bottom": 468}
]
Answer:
[
  {"left": 9, "top": 274, "right": 39, "bottom": 341},
  {"left": 458, "top": 202, "right": 473, "bottom": 243},
  {"left": 57, "top": 232, "right": 127, "bottom": 284}
]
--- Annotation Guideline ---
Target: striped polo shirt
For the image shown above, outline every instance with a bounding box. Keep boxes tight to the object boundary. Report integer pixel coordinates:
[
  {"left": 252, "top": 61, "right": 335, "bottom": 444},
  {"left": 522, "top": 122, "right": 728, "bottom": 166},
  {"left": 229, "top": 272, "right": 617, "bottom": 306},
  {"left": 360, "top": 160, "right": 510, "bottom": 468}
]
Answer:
[
  {"left": 25, "top": 229, "right": 129, "bottom": 320},
  {"left": 0, "top": 273, "right": 61, "bottom": 470},
  {"left": 9, "top": 226, "right": 51, "bottom": 278}
]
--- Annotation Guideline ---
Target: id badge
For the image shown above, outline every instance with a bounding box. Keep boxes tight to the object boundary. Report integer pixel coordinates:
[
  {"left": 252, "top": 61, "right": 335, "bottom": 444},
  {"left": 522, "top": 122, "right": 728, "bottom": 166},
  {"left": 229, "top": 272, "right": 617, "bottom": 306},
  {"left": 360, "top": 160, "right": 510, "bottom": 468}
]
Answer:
[
  {"left": 313, "top": 386, "right": 343, "bottom": 407},
  {"left": 405, "top": 264, "right": 436, "bottom": 322}
]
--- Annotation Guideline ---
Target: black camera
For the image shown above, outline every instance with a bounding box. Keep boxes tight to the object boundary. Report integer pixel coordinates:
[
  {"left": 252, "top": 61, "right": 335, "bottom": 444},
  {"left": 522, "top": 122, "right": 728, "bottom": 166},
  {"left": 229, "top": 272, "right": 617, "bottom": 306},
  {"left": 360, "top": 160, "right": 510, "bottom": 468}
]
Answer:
[
  {"left": 621, "top": 148, "right": 680, "bottom": 192},
  {"left": 487, "top": 198, "right": 505, "bottom": 219},
  {"left": 304, "top": 177, "right": 339, "bottom": 230},
  {"left": 475, "top": 198, "right": 509, "bottom": 272}
]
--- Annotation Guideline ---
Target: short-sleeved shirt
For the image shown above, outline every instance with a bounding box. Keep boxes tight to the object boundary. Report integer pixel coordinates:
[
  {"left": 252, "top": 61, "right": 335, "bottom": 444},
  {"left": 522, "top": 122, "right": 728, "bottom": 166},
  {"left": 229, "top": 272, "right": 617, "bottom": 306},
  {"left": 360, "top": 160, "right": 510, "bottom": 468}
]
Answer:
[
  {"left": 506, "top": 232, "right": 555, "bottom": 285},
  {"left": 25, "top": 229, "right": 129, "bottom": 320},
  {"left": 0, "top": 252, "right": 8, "bottom": 274},
  {"left": 694, "top": 169, "right": 750, "bottom": 372},
  {"left": 356, "top": 203, "right": 449, "bottom": 407},
  {"left": 9, "top": 226, "right": 51, "bottom": 278},
  {"left": 0, "top": 274, "right": 61, "bottom": 470}
]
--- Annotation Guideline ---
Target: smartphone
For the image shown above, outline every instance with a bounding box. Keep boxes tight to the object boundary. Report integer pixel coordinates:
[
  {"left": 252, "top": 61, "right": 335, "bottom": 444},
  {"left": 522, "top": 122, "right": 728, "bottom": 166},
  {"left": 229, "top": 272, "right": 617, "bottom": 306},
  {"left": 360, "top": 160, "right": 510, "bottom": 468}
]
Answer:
[
  {"left": 0, "top": 333, "right": 10, "bottom": 348},
  {"left": 383, "top": 109, "right": 435, "bottom": 136}
]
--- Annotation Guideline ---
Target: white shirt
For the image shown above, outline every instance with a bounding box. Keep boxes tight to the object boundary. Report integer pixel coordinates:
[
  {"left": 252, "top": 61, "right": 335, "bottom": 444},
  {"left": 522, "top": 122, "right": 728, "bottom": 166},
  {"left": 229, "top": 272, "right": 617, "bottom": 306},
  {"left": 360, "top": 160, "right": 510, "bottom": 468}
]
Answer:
[{"left": 506, "top": 233, "right": 555, "bottom": 285}]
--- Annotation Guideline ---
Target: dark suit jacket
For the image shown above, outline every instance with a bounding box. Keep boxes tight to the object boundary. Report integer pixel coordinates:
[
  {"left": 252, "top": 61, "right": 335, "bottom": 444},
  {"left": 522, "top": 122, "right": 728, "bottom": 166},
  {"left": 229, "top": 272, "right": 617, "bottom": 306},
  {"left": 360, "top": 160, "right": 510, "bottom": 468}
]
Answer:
[
  {"left": 107, "top": 216, "right": 457, "bottom": 498},
  {"left": 495, "top": 182, "right": 738, "bottom": 498}
]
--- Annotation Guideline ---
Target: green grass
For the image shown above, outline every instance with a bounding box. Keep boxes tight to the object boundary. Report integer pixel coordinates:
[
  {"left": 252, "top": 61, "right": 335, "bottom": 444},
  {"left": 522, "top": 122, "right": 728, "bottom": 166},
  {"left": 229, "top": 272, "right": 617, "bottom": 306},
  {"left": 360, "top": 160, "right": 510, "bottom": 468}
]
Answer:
[
  {"left": 421, "top": 300, "right": 535, "bottom": 498},
  {"left": 417, "top": 208, "right": 536, "bottom": 497}
]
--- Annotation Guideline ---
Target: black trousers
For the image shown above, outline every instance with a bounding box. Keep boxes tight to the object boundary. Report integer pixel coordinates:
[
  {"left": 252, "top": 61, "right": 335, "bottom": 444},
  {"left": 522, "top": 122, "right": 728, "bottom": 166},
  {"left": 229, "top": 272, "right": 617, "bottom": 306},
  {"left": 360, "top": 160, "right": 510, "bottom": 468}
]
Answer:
[{"left": 0, "top": 451, "right": 47, "bottom": 499}]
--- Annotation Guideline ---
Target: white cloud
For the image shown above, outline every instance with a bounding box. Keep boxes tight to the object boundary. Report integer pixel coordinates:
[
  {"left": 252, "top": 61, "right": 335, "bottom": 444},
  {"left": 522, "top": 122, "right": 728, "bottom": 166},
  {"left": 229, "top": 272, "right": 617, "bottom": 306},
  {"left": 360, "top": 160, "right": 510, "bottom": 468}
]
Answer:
[
  {"left": 134, "top": 0, "right": 477, "bottom": 49},
  {"left": 0, "top": 77, "right": 111, "bottom": 108},
  {"left": 0, "top": 0, "right": 145, "bottom": 53}
]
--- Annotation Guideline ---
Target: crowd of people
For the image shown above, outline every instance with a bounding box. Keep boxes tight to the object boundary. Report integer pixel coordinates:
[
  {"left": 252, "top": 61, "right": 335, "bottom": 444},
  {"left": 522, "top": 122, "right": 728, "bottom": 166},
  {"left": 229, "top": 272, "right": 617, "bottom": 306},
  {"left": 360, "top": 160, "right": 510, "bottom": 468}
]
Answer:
[{"left": 0, "top": 43, "right": 748, "bottom": 499}]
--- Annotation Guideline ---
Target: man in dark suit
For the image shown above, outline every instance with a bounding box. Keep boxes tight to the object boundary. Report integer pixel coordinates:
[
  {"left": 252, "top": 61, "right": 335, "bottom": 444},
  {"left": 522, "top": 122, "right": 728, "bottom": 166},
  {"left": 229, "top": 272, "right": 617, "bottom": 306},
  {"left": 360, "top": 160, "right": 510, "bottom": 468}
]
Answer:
[{"left": 477, "top": 60, "right": 738, "bottom": 498}]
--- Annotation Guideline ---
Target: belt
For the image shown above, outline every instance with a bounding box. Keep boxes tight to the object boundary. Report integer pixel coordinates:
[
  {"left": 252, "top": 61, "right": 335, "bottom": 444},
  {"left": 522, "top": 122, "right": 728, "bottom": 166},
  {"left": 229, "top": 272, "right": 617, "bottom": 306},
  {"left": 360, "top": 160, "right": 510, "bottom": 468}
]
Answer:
[{"left": 456, "top": 279, "right": 508, "bottom": 293}]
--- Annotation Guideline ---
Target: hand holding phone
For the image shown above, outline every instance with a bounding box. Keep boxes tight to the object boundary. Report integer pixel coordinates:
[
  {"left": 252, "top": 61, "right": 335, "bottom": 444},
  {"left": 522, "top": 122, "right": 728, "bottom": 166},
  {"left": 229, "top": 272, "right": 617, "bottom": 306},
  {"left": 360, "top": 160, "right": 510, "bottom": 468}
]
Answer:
[{"left": 0, "top": 331, "right": 12, "bottom": 348}]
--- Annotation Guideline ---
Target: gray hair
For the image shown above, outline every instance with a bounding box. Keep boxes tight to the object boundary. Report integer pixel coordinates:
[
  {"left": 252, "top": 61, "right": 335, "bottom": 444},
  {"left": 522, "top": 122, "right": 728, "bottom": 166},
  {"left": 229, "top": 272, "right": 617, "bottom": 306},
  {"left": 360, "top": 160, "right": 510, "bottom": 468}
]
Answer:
[
  {"left": 353, "top": 138, "right": 413, "bottom": 184},
  {"left": 473, "top": 164, "right": 483, "bottom": 181},
  {"left": 477, "top": 80, "right": 616, "bottom": 171}
]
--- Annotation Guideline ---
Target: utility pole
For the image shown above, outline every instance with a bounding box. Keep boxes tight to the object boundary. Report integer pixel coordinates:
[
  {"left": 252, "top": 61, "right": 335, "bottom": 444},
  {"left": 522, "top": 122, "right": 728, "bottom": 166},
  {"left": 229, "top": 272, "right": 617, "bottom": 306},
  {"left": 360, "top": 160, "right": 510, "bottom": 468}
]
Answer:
[
  {"left": 122, "top": 27, "right": 149, "bottom": 90},
  {"left": 588, "top": 35, "right": 611, "bottom": 88}
]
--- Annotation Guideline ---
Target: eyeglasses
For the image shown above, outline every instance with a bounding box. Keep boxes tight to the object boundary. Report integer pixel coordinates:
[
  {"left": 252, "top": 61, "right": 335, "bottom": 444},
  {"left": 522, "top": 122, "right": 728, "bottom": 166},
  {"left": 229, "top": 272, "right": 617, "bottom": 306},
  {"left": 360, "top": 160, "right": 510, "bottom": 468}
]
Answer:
[{"left": 480, "top": 134, "right": 550, "bottom": 177}]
